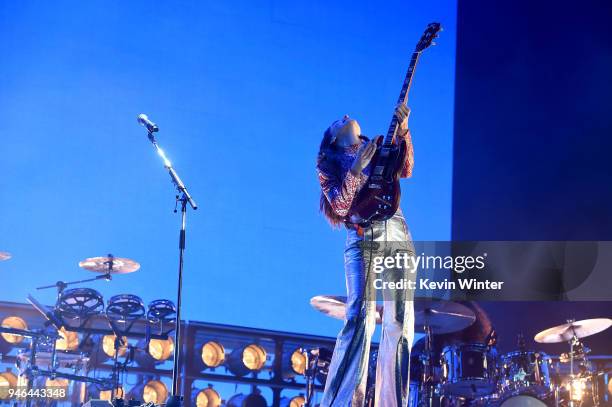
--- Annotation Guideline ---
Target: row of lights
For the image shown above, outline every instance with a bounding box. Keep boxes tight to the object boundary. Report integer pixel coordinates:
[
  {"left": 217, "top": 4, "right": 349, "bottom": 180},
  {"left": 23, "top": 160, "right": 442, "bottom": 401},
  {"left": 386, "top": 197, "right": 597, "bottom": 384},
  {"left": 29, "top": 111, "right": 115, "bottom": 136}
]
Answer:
[
  {"left": 2, "top": 316, "right": 308, "bottom": 405},
  {"left": 201, "top": 341, "right": 306, "bottom": 378},
  {"left": 0, "top": 316, "right": 174, "bottom": 363},
  {"left": 2, "top": 317, "right": 306, "bottom": 377}
]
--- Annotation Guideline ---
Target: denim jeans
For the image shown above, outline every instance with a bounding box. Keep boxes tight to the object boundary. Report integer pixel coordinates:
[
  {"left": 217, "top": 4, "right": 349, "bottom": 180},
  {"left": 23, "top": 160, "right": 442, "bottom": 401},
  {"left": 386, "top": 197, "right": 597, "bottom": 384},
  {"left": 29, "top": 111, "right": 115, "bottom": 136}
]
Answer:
[{"left": 321, "top": 210, "right": 416, "bottom": 407}]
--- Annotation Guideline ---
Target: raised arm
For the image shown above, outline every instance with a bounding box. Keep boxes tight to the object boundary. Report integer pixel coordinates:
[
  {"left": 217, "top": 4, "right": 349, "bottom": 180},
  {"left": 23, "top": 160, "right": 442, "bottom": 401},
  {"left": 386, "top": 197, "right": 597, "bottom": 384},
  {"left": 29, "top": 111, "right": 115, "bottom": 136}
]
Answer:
[{"left": 394, "top": 104, "right": 414, "bottom": 178}]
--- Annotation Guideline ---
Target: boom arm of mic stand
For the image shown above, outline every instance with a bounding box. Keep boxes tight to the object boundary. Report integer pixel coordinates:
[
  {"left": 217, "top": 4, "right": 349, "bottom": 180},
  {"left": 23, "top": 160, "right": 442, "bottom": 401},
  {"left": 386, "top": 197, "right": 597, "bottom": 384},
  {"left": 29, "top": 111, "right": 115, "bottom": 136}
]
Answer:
[{"left": 147, "top": 132, "right": 198, "bottom": 210}]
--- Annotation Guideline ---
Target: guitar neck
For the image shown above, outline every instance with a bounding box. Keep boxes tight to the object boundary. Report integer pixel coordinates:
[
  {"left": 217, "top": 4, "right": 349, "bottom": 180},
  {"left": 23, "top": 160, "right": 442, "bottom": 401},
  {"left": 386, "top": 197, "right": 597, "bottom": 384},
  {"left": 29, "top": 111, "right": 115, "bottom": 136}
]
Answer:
[{"left": 384, "top": 51, "right": 422, "bottom": 146}]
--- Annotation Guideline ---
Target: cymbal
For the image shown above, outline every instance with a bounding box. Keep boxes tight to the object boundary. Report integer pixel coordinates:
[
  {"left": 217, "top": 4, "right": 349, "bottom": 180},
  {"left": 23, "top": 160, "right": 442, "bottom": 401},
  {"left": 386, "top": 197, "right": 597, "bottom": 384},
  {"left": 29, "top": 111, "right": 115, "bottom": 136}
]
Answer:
[
  {"left": 79, "top": 256, "right": 140, "bottom": 274},
  {"left": 310, "top": 295, "right": 383, "bottom": 324},
  {"left": 0, "top": 251, "right": 11, "bottom": 261},
  {"left": 534, "top": 318, "right": 612, "bottom": 344},
  {"left": 414, "top": 299, "right": 476, "bottom": 334}
]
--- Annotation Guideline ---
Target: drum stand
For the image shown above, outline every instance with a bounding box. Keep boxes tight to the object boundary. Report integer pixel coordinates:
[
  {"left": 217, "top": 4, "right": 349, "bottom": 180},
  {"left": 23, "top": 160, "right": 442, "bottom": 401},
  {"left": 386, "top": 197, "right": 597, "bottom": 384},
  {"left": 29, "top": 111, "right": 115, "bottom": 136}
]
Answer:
[
  {"left": 419, "top": 324, "right": 437, "bottom": 407},
  {"left": 303, "top": 348, "right": 319, "bottom": 407},
  {"left": 144, "top": 128, "right": 197, "bottom": 407}
]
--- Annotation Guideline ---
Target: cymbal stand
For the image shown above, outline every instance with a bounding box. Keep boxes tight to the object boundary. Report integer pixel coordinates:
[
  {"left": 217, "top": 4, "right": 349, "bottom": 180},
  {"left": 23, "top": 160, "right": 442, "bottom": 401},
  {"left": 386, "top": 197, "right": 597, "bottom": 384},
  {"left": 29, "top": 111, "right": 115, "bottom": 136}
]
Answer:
[
  {"left": 303, "top": 348, "right": 318, "bottom": 407},
  {"left": 107, "top": 319, "right": 132, "bottom": 401},
  {"left": 36, "top": 272, "right": 112, "bottom": 303},
  {"left": 419, "top": 323, "right": 436, "bottom": 407}
]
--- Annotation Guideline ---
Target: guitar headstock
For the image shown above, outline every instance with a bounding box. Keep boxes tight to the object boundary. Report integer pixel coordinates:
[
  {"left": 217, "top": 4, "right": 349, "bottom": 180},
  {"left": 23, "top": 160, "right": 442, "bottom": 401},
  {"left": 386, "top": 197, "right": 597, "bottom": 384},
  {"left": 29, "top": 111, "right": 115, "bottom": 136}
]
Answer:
[{"left": 415, "top": 22, "right": 442, "bottom": 52}]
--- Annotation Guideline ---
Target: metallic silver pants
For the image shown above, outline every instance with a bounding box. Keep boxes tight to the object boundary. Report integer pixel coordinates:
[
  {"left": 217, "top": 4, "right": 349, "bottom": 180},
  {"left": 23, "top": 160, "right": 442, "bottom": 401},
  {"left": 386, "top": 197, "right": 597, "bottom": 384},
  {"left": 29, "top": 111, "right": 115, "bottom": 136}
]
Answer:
[{"left": 321, "top": 210, "right": 416, "bottom": 407}]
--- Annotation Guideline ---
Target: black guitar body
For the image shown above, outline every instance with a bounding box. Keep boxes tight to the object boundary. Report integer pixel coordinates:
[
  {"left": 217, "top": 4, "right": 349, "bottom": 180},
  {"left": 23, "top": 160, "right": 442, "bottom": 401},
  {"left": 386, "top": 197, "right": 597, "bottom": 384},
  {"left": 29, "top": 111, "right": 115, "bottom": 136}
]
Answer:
[{"left": 347, "top": 137, "right": 407, "bottom": 226}]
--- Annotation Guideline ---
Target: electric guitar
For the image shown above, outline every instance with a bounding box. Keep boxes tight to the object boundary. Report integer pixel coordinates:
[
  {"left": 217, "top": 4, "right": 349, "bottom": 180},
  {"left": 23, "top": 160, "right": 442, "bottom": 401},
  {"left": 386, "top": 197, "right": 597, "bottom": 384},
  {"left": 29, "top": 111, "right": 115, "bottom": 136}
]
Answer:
[{"left": 347, "top": 22, "right": 441, "bottom": 226}]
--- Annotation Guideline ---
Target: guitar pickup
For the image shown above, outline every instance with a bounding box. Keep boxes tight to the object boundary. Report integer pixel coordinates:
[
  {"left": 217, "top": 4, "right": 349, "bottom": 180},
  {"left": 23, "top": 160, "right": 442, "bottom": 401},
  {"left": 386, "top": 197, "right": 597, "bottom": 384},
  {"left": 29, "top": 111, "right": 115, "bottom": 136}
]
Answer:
[{"left": 374, "top": 196, "right": 392, "bottom": 206}]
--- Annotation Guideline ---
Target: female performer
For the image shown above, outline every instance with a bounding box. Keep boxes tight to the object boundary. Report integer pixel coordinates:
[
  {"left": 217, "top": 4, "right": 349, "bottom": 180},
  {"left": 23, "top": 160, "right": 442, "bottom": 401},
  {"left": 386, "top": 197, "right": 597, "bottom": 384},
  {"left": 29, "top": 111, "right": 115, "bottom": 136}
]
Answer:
[{"left": 316, "top": 105, "right": 416, "bottom": 407}]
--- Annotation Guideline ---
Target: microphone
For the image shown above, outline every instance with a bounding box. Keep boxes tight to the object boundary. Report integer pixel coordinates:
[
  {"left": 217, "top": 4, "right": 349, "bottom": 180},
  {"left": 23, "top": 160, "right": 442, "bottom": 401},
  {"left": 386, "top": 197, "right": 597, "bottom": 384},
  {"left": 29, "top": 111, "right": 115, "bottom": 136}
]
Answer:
[{"left": 137, "top": 113, "right": 159, "bottom": 133}]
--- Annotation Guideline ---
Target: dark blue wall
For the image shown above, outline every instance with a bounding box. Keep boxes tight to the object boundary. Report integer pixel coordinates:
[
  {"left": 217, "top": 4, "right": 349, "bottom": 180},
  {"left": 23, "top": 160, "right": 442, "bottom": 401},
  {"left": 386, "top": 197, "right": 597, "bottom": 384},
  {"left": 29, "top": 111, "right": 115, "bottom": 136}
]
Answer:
[
  {"left": 452, "top": 0, "right": 612, "bottom": 240},
  {"left": 452, "top": 1, "right": 612, "bottom": 353}
]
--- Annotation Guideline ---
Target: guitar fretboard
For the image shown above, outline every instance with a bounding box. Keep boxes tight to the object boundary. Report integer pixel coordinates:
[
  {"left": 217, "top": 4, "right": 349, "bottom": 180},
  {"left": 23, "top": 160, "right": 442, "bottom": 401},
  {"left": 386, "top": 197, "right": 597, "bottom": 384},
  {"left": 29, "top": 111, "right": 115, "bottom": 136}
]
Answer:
[{"left": 384, "top": 51, "right": 422, "bottom": 147}]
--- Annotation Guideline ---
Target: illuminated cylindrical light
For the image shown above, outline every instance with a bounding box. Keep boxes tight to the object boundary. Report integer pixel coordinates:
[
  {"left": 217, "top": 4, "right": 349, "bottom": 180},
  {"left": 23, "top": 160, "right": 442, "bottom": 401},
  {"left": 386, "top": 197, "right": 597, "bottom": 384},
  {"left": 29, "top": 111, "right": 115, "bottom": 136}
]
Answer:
[
  {"left": 142, "top": 380, "right": 168, "bottom": 404},
  {"left": 88, "top": 384, "right": 124, "bottom": 401},
  {"left": 99, "top": 387, "right": 124, "bottom": 401},
  {"left": 282, "top": 348, "right": 306, "bottom": 379},
  {"left": 227, "top": 344, "right": 267, "bottom": 377},
  {"left": 193, "top": 386, "right": 221, "bottom": 407},
  {"left": 102, "top": 335, "right": 128, "bottom": 358},
  {"left": 201, "top": 341, "right": 225, "bottom": 368},
  {"left": 56, "top": 329, "right": 79, "bottom": 351},
  {"left": 1, "top": 316, "right": 28, "bottom": 344},
  {"left": 148, "top": 337, "right": 174, "bottom": 361},
  {"left": 0, "top": 371, "right": 18, "bottom": 400},
  {"left": 45, "top": 378, "right": 70, "bottom": 399},
  {"left": 280, "top": 395, "right": 306, "bottom": 407}
]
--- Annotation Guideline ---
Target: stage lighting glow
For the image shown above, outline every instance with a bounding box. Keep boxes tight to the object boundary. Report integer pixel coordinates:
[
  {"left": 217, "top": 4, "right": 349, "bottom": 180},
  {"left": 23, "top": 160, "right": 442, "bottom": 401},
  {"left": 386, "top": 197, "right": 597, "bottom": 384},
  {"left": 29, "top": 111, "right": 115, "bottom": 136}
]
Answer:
[
  {"left": 567, "top": 377, "right": 587, "bottom": 402},
  {"left": 0, "top": 316, "right": 27, "bottom": 344},
  {"left": 142, "top": 380, "right": 168, "bottom": 404},
  {"left": 280, "top": 395, "right": 306, "bottom": 407},
  {"left": 148, "top": 337, "right": 174, "bottom": 361},
  {"left": 0, "top": 371, "right": 18, "bottom": 399},
  {"left": 227, "top": 344, "right": 267, "bottom": 376},
  {"left": 56, "top": 328, "right": 79, "bottom": 351},
  {"left": 242, "top": 344, "right": 266, "bottom": 371},
  {"left": 99, "top": 387, "right": 124, "bottom": 401},
  {"left": 201, "top": 341, "right": 225, "bottom": 367},
  {"left": 290, "top": 348, "right": 306, "bottom": 375},
  {"left": 102, "top": 334, "right": 128, "bottom": 358},
  {"left": 281, "top": 348, "right": 307, "bottom": 379},
  {"left": 45, "top": 378, "right": 69, "bottom": 398},
  {"left": 195, "top": 386, "right": 221, "bottom": 407}
]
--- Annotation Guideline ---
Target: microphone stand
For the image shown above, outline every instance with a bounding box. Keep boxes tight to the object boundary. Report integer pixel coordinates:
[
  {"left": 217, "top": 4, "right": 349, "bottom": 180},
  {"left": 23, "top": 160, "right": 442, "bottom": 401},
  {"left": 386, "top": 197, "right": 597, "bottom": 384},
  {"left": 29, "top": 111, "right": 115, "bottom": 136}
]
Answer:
[{"left": 144, "top": 128, "right": 197, "bottom": 407}]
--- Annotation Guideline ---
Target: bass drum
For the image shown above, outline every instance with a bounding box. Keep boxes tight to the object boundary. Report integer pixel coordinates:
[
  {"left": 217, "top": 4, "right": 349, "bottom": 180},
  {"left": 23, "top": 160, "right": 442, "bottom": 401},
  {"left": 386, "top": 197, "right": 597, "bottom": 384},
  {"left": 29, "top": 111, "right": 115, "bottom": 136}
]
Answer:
[
  {"left": 499, "top": 394, "right": 547, "bottom": 406},
  {"left": 440, "top": 343, "right": 496, "bottom": 398}
]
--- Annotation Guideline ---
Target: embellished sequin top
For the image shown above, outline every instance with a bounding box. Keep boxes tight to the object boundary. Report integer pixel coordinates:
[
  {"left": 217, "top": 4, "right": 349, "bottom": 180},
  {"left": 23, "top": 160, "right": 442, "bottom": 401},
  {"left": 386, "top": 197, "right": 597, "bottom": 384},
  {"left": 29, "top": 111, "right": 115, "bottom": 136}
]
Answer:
[{"left": 317, "top": 131, "right": 414, "bottom": 218}]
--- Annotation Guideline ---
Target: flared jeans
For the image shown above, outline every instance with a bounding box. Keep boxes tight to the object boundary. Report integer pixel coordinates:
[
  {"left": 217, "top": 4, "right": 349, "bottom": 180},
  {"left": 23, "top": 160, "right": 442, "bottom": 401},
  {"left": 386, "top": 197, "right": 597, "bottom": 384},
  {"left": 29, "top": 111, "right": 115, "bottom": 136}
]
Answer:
[{"left": 321, "top": 210, "right": 416, "bottom": 407}]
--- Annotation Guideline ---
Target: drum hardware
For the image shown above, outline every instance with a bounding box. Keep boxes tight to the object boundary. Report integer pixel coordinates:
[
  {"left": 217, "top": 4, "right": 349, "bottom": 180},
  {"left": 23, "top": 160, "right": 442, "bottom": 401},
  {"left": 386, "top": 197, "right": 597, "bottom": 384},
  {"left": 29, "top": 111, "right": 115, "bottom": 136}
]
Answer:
[
  {"left": 310, "top": 295, "right": 384, "bottom": 324},
  {"left": 57, "top": 288, "right": 105, "bottom": 320},
  {"left": 414, "top": 300, "right": 477, "bottom": 407},
  {"left": 79, "top": 254, "right": 141, "bottom": 275},
  {"left": 534, "top": 319, "right": 612, "bottom": 345},
  {"left": 105, "top": 295, "right": 145, "bottom": 401},
  {"left": 302, "top": 347, "right": 332, "bottom": 407},
  {"left": 107, "top": 294, "right": 146, "bottom": 324},
  {"left": 27, "top": 293, "right": 65, "bottom": 331},
  {"left": 147, "top": 299, "right": 176, "bottom": 330},
  {"left": 534, "top": 318, "right": 612, "bottom": 407}
]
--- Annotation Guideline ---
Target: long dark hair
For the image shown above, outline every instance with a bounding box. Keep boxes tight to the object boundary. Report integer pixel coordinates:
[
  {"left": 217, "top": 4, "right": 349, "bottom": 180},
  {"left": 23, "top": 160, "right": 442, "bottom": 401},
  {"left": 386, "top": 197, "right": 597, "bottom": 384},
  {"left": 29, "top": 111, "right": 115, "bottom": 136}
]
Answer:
[{"left": 316, "top": 127, "right": 344, "bottom": 226}]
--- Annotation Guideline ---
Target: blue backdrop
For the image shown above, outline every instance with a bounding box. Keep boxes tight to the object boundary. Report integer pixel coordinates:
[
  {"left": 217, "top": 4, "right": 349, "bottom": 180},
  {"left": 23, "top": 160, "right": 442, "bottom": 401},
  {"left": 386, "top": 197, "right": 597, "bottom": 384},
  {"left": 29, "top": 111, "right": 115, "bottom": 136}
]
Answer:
[{"left": 0, "top": 0, "right": 456, "bottom": 339}]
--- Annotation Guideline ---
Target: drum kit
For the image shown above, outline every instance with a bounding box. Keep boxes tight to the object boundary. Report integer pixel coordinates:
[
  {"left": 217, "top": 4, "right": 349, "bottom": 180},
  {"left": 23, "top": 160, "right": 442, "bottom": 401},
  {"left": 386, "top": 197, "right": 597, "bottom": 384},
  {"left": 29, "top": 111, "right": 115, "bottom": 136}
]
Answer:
[
  {"left": 0, "top": 254, "right": 176, "bottom": 405},
  {"left": 309, "top": 296, "right": 612, "bottom": 407}
]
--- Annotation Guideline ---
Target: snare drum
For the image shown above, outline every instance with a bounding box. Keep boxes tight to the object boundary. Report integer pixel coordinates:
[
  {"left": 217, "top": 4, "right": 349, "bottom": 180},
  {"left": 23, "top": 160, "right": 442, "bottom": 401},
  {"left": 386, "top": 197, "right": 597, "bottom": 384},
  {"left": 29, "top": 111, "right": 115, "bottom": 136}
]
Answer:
[
  {"left": 499, "top": 351, "right": 552, "bottom": 397},
  {"left": 440, "top": 343, "right": 496, "bottom": 397}
]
